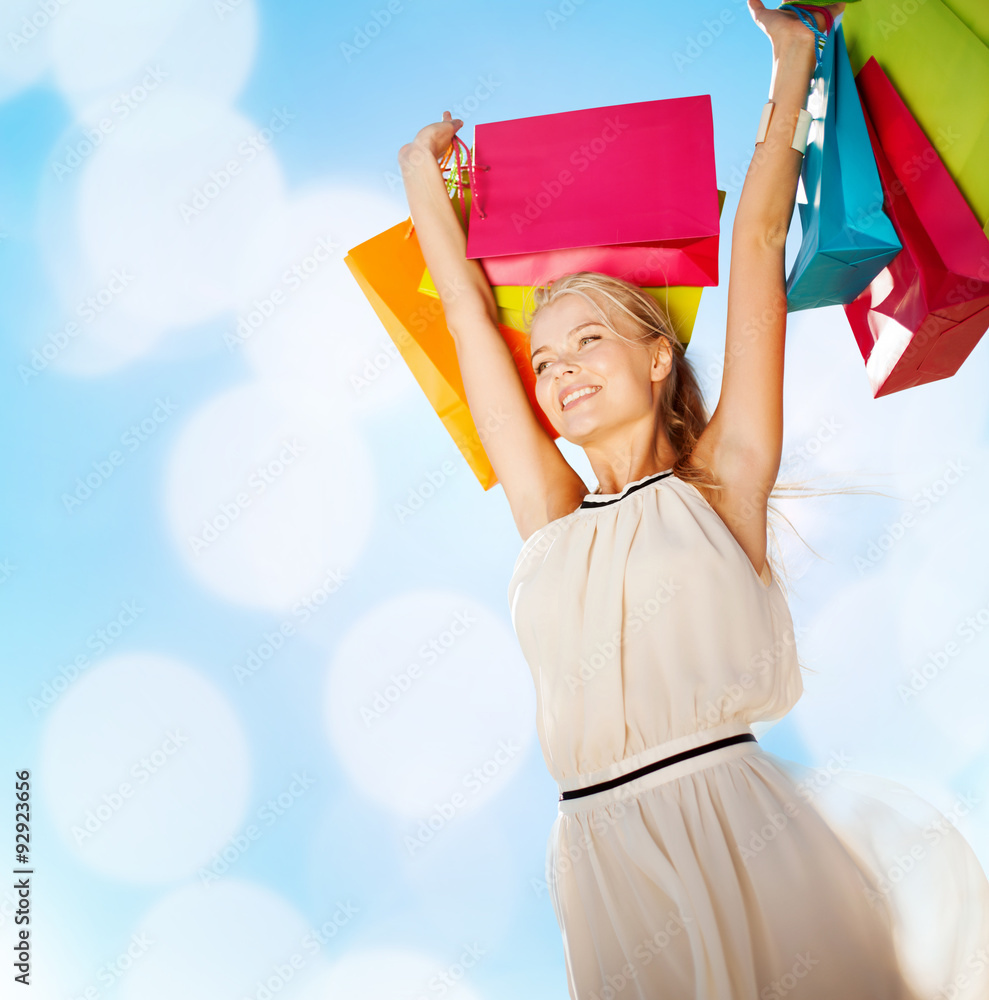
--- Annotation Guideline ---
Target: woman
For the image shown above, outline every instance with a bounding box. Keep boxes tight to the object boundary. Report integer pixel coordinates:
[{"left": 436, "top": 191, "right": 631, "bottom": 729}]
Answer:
[{"left": 398, "top": 2, "right": 989, "bottom": 997}]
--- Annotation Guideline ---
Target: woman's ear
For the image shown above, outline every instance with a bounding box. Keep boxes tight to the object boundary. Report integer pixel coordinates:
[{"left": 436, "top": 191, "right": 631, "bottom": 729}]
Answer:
[{"left": 651, "top": 337, "right": 674, "bottom": 383}]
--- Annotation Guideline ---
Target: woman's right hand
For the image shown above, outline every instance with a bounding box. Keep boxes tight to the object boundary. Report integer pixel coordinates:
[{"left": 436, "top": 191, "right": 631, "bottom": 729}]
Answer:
[{"left": 398, "top": 110, "right": 464, "bottom": 169}]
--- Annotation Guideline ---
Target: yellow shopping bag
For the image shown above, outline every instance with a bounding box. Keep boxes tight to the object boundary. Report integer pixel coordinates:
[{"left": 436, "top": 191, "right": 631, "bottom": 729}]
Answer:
[
  {"left": 418, "top": 270, "right": 704, "bottom": 348},
  {"left": 418, "top": 190, "right": 727, "bottom": 347}
]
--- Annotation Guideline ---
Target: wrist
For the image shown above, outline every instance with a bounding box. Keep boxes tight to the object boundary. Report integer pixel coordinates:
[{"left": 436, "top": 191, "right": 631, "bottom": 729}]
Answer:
[
  {"left": 771, "top": 32, "right": 817, "bottom": 78},
  {"left": 768, "top": 43, "right": 818, "bottom": 102},
  {"left": 398, "top": 139, "right": 442, "bottom": 173}
]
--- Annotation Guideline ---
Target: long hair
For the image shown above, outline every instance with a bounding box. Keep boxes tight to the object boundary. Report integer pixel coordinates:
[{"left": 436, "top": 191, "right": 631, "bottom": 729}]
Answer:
[{"left": 524, "top": 272, "right": 891, "bottom": 632}]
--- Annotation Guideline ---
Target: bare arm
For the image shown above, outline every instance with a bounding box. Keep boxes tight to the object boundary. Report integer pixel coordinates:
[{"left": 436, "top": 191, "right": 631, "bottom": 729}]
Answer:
[
  {"left": 398, "top": 114, "right": 585, "bottom": 536},
  {"left": 691, "top": 1, "right": 843, "bottom": 576},
  {"left": 398, "top": 115, "right": 499, "bottom": 335}
]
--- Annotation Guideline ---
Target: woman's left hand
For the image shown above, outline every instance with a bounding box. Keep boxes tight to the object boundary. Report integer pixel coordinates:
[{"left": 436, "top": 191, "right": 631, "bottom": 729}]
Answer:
[{"left": 747, "top": 0, "right": 845, "bottom": 55}]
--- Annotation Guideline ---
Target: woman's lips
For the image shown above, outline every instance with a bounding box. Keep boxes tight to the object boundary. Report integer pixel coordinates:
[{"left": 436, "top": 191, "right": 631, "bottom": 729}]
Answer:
[{"left": 561, "top": 386, "right": 601, "bottom": 411}]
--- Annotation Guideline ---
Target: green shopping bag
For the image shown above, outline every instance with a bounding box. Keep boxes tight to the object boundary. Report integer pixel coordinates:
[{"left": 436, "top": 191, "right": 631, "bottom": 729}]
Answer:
[
  {"left": 940, "top": 0, "right": 989, "bottom": 46},
  {"left": 842, "top": 0, "right": 989, "bottom": 229}
]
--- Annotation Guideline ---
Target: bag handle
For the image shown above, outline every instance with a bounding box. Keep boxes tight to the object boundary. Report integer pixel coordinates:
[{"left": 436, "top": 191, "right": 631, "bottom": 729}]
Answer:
[
  {"left": 403, "top": 133, "right": 489, "bottom": 242},
  {"left": 448, "top": 133, "right": 488, "bottom": 222},
  {"left": 781, "top": 2, "right": 833, "bottom": 66},
  {"left": 403, "top": 142, "right": 462, "bottom": 240}
]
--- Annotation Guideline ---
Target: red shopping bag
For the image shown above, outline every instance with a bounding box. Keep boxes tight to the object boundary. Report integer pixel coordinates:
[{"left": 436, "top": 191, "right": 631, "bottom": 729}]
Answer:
[
  {"left": 464, "top": 96, "right": 721, "bottom": 288},
  {"left": 843, "top": 58, "right": 989, "bottom": 397}
]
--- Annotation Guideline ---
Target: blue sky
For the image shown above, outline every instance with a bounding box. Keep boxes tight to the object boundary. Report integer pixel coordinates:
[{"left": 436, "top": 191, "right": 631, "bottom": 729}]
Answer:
[{"left": 1, "top": 2, "right": 988, "bottom": 998}]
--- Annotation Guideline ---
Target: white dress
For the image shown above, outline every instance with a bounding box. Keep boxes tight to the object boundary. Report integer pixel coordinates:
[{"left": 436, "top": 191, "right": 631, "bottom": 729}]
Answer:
[{"left": 508, "top": 469, "right": 989, "bottom": 1000}]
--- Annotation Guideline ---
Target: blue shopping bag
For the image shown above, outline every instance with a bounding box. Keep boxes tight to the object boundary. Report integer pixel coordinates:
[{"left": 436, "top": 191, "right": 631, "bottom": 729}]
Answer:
[{"left": 785, "top": 23, "right": 902, "bottom": 312}]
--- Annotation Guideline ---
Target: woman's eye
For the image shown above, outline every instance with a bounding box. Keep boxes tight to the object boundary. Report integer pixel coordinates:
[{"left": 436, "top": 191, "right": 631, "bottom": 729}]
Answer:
[{"left": 535, "top": 336, "right": 598, "bottom": 375}]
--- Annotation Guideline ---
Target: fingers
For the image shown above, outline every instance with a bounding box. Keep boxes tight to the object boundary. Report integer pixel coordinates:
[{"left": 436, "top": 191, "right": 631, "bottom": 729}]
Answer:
[{"left": 746, "top": 0, "right": 767, "bottom": 23}]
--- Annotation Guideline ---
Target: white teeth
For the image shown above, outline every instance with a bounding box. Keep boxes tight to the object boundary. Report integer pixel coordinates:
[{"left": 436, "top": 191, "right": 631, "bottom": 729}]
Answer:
[{"left": 562, "top": 386, "right": 600, "bottom": 408}]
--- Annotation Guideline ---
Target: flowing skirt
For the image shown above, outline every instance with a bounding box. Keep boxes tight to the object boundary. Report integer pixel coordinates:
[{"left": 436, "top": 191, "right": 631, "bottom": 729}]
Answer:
[{"left": 545, "top": 730, "right": 989, "bottom": 1000}]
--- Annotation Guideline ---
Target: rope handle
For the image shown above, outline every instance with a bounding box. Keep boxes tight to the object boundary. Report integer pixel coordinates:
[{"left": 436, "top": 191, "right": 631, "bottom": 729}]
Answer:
[
  {"left": 781, "top": 2, "right": 833, "bottom": 66},
  {"left": 447, "top": 134, "right": 488, "bottom": 223},
  {"left": 403, "top": 134, "right": 489, "bottom": 240},
  {"left": 403, "top": 142, "right": 460, "bottom": 240}
]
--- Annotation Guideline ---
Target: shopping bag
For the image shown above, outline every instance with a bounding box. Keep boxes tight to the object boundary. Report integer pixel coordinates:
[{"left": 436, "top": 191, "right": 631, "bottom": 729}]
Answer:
[
  {"left": 462, "top": 96, "right": 721, "bottom": 288},
  {"left": 345, "top": 219, "right": 558, "bottom": 491},
  {"left": 842, "top": 0, "right": 989, "bottom": 229},
  {"left": 418, "top": 269, "right": 704, "bottom": 348},
  {"left": 786, "top": 23, "right": 902, "bottom": 311},
  {"left": 423, "top": 165, "right": 726, "bottom": 349},
  {"left": 842, "top": 57, "right": 989, "bottom": 397}
]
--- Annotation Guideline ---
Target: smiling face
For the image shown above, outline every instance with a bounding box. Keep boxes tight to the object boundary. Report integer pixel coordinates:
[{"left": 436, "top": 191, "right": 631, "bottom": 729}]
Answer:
[{"left": 527, "top": 291, "right": 672, "bottom": 444}]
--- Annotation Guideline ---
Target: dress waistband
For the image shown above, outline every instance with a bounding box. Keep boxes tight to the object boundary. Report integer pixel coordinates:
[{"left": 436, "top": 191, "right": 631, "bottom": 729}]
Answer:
[{"left": 557, "top": 720, "right": 759, "bottom": 806}]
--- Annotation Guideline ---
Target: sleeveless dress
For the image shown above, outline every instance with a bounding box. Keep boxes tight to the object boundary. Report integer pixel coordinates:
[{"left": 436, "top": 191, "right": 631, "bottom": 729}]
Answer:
[{"left": 508, "top": 469, "right": 989, "bottom": 1000}]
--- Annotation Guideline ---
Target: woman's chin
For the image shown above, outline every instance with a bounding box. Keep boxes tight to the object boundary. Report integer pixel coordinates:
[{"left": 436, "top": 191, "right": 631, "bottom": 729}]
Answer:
[{"left": 559, "top": 425, "right": 593, "bottom": 447}]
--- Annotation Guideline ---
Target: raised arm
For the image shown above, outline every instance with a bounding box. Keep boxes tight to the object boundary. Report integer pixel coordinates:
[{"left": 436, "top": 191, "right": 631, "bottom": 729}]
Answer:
[
  {"left": 398, "top": 114, "right": 499, "bottom": 334},
  {"left": 689, "top": 2, "right": 843, "bottom": 571},
  {"left": 399, "top": 114, "right": 586, "bottom": 538}
]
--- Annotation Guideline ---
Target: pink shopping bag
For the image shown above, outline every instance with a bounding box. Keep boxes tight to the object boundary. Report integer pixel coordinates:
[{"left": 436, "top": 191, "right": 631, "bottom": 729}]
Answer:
[{"left": 463, "top": 96, "right": 721, "bottom": 287}]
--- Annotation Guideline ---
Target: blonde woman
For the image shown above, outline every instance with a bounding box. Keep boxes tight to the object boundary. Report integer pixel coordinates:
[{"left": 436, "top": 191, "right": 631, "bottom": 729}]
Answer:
[{"left": 397, "top": 2, "right": 989, "bottom": 997}]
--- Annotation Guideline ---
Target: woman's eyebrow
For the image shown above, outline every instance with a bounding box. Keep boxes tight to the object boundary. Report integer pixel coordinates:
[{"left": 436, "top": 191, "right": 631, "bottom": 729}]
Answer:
[{"left": 530, "top": 322, "right": 601, "bottom": 361}]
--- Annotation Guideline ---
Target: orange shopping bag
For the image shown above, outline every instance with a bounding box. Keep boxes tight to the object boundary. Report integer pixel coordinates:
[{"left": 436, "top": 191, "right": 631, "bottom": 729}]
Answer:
[{"left": 345, "top": 219, "right": 557, "bottom": 491}]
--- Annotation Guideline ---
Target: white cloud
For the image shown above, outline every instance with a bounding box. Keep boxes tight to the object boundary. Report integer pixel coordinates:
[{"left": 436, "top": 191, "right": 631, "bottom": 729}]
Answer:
[
  {"left": 39, "top": 652, "right": 251, "bottom": 883},
  {"left": 165, "top": 378, "right": 374, "bottom": 611}
]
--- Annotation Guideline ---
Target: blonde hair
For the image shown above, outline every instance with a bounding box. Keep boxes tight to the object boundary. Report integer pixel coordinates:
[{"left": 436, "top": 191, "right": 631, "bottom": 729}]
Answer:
[{"left": 525, "top": 272, "right": 891, "bottom": 667}]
